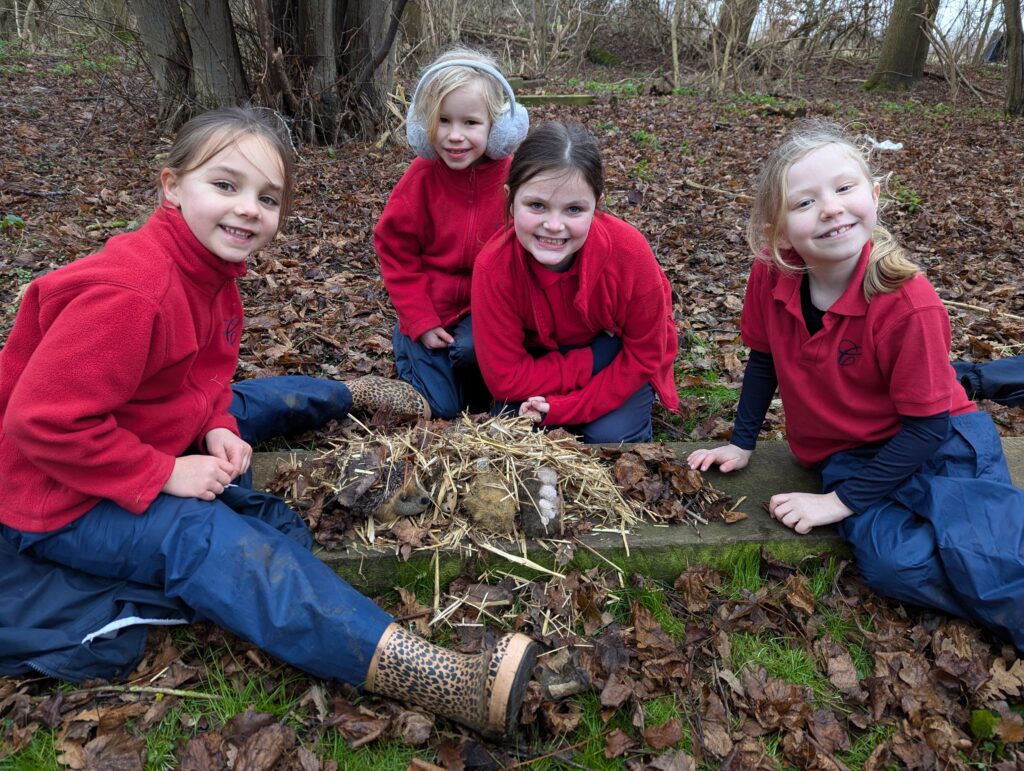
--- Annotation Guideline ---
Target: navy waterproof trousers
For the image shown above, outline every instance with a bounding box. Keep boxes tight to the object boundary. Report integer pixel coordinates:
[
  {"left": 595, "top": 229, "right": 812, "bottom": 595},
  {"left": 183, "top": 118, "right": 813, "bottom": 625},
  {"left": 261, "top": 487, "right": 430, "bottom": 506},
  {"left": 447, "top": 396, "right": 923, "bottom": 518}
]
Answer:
[
  {"left": 392, "top": 314, "right": 491, "bottom": 419},
  {"left": 822, "top": 411, "right": 1024, "bottom": 650},
  {"left": 0, "top": 375, "right": 393, "bottom": 682}
]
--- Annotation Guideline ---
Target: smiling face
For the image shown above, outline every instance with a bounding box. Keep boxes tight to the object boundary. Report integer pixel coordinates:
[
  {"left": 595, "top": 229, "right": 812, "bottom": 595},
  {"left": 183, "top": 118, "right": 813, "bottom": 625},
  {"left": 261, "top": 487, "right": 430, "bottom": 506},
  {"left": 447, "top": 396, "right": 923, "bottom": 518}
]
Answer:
[
  {"left": 160, "top": 132, "right": 284, "bottom": 264},
  {"left": 431, "top": 80, "right": 492, "bottom": 170},
  {"left": 511, "top": 170, "right": 598, "bottom": 272},
  {"left": 777, "top": 143, "right": 880, "bottom": 269}
]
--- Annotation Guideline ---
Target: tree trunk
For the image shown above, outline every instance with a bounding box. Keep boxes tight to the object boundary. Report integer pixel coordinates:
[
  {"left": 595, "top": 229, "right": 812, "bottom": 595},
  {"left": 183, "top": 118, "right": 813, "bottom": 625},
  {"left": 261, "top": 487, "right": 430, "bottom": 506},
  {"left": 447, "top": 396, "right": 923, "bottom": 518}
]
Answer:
[
  {"left": 179, "top": 0, "right": 249, "bottom": 108},
  {"left": 338, "top": 0, "right": 399, "bottom": 136},
  {"left": 1007, "top": 0, "right": 1024, "bottom": 115},
  {"left": 128, "top": 0, "right": 192, "bottom": 130},
  {"left": 714, "top": 0, "right": 759, "bottom": 52},
  {"left": 865, "top": 0, "right": 940, "bottom": 90},
  {"left": 298, "top": 0, "right": 340, "bottom": 141}
]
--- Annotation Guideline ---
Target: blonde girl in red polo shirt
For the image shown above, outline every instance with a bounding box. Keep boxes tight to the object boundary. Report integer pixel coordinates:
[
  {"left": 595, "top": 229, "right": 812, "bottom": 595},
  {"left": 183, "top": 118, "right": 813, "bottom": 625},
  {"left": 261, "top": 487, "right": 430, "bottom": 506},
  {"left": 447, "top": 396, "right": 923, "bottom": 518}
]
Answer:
[
  {"left": 374, "top": 47, "right": 529, "bottom": 419},
  {"left": 688, "top": 120, "right": 1024, "bottom": 650},
  {"left": 472, "top": 121, "right": 679, "bottom": 442}
]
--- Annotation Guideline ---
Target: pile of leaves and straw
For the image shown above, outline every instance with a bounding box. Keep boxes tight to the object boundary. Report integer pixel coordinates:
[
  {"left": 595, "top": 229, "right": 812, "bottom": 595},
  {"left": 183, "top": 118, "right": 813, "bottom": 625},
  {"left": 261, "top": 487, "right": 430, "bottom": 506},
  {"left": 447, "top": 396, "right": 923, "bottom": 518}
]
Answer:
[{"left": 266, "top": 414, "right": 736, "bottom": 557}]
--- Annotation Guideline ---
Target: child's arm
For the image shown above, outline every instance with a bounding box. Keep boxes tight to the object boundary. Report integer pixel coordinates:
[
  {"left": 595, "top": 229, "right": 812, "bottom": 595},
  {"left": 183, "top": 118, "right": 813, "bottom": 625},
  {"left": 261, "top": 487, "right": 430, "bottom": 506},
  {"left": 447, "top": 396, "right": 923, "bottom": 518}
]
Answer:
[
  {"left": 374, "top": 178, "right": 444, "bottom": 343},
  {"left": 472, "top": 259, "right": 594, "bottom": 398},
  {"left": 4, "top": 289, "right": 179, "bottom": 512}
]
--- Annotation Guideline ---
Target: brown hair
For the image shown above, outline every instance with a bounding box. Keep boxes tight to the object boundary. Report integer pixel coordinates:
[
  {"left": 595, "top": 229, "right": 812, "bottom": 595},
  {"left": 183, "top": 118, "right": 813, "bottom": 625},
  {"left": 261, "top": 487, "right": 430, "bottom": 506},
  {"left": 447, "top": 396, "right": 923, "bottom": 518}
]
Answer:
[
  {"left": 747, "top": 119, "right": 918, "bottom": 301},
  {"left": 161, "top": 106, "right": 295, "bottom": 227},
  {"left": 505, "top": 122, "right": 603, "bottom": 219}
]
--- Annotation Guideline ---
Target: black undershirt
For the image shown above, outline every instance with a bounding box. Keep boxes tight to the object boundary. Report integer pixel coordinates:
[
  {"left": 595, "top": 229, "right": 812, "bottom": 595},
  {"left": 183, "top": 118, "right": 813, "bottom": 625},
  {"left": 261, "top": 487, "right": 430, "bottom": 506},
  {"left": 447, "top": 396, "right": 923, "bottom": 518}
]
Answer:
[{"left": 729, "top": 275, "right": 950, "bottom": 513}]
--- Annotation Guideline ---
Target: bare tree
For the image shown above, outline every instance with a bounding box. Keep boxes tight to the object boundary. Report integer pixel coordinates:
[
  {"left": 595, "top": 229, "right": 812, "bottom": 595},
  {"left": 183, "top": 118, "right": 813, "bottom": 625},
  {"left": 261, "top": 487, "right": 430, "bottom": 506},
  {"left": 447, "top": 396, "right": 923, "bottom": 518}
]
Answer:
[
  {"left": 179, "top": 0, "right": 250, "bottom": 107},
  {"left": 1007, "top": 0, "right": 1024, "bottom": 114},
  {"left": 865, "top": 0, "right": 941, "bottom": 89},
  {"left": 129, "top": 0, "right": 192, "bottom": 130},
  {"left": 122, "top": 0, "right": 408, "bottom": 142}
]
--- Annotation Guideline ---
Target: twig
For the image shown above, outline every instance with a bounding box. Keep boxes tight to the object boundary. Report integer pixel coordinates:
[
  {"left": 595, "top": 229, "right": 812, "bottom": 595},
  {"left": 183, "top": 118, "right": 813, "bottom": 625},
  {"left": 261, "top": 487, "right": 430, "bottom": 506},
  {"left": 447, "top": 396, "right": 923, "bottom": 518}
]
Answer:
[
  {"left": 67, "top": 684, "right": 222, "bottom": 701},
  {"left": 478, "top": 542, "right": 566, "bottom": 579},
  {"left": 681, "top": 177, "right": 752, "bottom": 202},
  {"left": 943, "top": 300, "right": 1023, "bottom": 322},
  {"left": 9, "top": 188, "right": 69, "bottom": 197},
  {"left": 947, "top": 203, "right": 988, "bottom": 235},
  {"left": 507, "top": 737, "right": 598, "bottom": 768}
]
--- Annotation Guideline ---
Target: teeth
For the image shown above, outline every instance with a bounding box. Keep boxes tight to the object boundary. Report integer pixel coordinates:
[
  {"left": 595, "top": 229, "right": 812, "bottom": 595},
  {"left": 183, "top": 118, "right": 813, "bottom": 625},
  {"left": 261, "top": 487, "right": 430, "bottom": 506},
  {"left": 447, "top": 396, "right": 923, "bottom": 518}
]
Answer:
[{"left": 223, "top": 227, "right": 252, "bottom": 238}]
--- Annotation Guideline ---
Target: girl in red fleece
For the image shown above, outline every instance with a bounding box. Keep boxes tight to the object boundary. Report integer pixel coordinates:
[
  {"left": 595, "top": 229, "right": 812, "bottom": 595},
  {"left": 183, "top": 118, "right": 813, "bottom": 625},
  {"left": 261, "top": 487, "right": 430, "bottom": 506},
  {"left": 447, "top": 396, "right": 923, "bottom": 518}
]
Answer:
[
  {"left": 0, "top": 107, "right": 537, "bottom": 737},
  {"left": 472, "top": 122, "right": 679, "bottom": 443},
  {"left": 374, "top": 47, "right": 529, "bottom": 419}
]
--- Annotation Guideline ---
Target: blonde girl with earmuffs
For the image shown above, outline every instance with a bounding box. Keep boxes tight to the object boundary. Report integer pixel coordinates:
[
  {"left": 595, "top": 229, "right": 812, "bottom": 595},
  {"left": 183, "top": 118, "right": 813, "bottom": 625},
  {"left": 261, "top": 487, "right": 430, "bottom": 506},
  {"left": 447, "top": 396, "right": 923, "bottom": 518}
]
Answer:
[{"left": 373, "top": 47, "right": 529, "bottom": 420}]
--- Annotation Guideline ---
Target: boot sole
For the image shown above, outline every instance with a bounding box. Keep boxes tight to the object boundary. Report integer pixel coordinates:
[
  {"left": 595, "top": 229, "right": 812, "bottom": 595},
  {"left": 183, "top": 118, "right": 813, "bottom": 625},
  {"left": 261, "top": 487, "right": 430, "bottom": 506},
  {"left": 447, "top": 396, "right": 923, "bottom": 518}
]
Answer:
[{"left": 487, "top": 633, "right": 540, "bottom": 737}]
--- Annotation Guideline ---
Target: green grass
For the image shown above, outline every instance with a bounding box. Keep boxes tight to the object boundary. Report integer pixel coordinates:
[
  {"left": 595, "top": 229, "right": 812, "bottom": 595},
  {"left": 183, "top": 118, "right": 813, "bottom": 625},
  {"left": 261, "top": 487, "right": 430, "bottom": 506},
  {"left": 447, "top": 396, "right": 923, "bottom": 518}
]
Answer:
[
  {"left": 719, "top": 543, "right": 762, "bottom": 598},
  {"left": 0, "top": 725, "right": 59, "bottom": 770},
  {"left": 605, "top": 580, "right": 687, "bottom": 640},
  {"left": 630, "top": 129, "right": 658, "bottom": 148},
  {"left": 730, "top": 632, "right": 838, "bottom": 707},
  {"left": 888, "top": 174, "right": 922, "bottom": 214},
  {"left": 314, "top": 730, "right": 433, "bottom": 769}
]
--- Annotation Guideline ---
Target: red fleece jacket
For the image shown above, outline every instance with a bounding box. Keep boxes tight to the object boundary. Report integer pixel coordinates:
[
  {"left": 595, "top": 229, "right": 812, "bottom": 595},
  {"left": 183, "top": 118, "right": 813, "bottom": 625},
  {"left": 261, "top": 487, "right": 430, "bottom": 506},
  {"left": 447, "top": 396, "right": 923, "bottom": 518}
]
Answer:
[
  {"left": 373, "top": 155, "right": 511, "bottom": 341},
  {"left": 472, "top": 211, "right": 680, "bottom": 426},
  {"left": 0, "top": 205, "right": 246, "bottom": 532}
]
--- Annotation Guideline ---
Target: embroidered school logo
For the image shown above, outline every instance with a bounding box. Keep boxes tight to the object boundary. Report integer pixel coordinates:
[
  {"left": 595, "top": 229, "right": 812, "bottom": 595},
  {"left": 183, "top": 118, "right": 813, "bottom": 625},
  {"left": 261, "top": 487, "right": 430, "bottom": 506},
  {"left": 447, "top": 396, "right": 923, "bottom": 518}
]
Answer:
[
  {"left": 224, "top": 316, "right": 242, "bottom": 347},
  {"left": 837, "top": 338, "right": 862, "bottom": 368}
]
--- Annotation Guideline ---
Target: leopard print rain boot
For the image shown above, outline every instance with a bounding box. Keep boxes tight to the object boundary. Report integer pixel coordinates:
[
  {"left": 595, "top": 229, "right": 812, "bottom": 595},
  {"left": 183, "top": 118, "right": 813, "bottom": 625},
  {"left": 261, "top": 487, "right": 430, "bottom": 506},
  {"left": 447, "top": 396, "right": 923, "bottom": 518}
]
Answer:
[
  {"left": 364, "top": 623, "right": 539, "bottom": 738},
  {"left": 346, "top": 376, "right": 431, "bottom": 422}
]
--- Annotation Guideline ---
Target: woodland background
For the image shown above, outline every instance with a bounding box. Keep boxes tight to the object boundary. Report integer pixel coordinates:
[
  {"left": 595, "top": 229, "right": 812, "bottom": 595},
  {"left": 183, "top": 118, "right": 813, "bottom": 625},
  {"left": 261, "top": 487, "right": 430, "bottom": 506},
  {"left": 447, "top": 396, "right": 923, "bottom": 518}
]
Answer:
[{"left": 1, "top": 1, "right": 1024, "bottom": 769}]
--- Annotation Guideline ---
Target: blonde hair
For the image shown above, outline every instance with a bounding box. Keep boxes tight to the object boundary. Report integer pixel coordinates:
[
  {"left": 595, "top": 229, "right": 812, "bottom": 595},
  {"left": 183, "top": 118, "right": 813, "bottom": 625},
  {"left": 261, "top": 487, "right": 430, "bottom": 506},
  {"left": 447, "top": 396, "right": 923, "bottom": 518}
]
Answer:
[
  {"left": 160, "top": 106, "right": 295, "bottom": 228},
  {"left": 412, "top": 47, "right": 507, "bottom": 141},
  {"left": 747, "top": 119, "right": 918, "bottom": 301}
]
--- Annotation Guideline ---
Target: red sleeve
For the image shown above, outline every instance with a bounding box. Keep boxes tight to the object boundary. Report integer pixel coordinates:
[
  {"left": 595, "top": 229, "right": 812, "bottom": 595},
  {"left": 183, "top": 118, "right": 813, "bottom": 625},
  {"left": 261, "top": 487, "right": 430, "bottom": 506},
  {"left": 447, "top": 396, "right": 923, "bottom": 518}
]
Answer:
[
  {"left": 374, "top": 166, "right": 442, "bottom": 341},
  {"left": 3, "top": 286, "right": 176, "bottom": 513},
  {"left": 544, "top": 266, "right": 673, "bottom": 425},
  {"left": 472, "top": 236, "right": 593, "bottom": 399}
]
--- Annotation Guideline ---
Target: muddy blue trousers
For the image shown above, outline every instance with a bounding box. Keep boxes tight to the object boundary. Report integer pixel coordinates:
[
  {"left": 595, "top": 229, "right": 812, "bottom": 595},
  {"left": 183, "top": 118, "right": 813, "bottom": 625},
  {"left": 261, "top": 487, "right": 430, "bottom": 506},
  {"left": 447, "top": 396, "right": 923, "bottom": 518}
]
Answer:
[
  {"left": 0, "top": 376, "right": 393, "bottom": 683},
  {"left": 822, "top": 411, "right": 1024, "bottom": 650},
  {"left": 392, "top": 314, "right": 490, "bottom": 419}
]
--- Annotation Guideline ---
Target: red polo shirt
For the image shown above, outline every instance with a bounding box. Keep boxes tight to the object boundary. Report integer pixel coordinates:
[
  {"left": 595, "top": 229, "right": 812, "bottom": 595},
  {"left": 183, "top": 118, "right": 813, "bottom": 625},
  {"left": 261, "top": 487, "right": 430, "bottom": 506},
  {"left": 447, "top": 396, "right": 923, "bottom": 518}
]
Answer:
[{"left": 740, "top": 243, "right": 974, "bottom": 466}]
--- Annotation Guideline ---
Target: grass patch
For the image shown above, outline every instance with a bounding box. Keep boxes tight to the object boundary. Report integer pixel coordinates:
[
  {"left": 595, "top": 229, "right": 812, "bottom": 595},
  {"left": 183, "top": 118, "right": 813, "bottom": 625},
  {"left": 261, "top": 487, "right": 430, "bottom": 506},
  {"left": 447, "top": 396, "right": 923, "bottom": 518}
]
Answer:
[
  {"left": 719, "top": 543, "right": 762, "bottom": 598},
  {"left": 888, "top": 174, "right": 923, "bottom": 214},
  {"left": 731, "top": 632, "right": 838, "bottom": 707},
  {"left": 0, "top": 725, "right": 59, "bottom": 770},
  {"left": 605, "top": 579, "right": 686, "bottom": 640}
]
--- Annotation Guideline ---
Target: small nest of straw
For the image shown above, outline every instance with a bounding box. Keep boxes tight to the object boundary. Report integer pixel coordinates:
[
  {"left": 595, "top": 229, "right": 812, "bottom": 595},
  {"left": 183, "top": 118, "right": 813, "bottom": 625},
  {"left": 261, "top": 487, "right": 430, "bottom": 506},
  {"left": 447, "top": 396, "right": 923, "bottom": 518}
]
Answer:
[{"left": 267, "top": 414, "right": 731, "bottom": 555}]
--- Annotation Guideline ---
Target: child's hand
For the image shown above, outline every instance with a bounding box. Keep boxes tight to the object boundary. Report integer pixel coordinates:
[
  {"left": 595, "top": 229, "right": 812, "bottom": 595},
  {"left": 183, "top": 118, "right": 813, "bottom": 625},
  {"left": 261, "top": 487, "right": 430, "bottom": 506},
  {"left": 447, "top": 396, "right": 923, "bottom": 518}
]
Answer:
[
  {"left": 204, "top": 427, "right": 252, "bottom": 478},
  {"left": 420, "top": 327, "right": 454, "bottom": 349},
  {"left": 519, "top": 396, "right": 549, "bottom": 423},
  {"left": 768, "top": 491, "right": 853, "bottom": 535},
  {"left": 687, "top": 444, "right": 752, "bottom": 473},
  {"left": 163, "top": 455, "right": 235, "bottom": 500}
]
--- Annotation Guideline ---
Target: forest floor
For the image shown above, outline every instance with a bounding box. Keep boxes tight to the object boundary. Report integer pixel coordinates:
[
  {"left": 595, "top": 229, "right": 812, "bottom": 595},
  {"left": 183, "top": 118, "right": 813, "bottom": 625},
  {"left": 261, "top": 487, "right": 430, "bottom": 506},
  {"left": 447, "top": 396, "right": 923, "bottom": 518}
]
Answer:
[{"left": 1, "top": 43, "right": 1023, "bottom": 770}]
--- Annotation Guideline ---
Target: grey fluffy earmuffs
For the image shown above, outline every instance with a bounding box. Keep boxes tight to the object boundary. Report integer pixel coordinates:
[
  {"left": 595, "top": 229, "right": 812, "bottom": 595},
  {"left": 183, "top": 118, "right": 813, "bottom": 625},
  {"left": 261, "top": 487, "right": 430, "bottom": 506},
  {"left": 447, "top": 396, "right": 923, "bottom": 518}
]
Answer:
[{"left": 406, "top": 59, "right": 529, "bottom": 161}]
